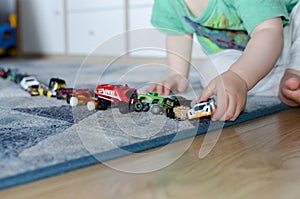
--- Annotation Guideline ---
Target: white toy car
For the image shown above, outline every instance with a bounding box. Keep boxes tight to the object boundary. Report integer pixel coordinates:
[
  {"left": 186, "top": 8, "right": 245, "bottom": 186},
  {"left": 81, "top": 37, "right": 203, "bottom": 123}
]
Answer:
[
  {"left": 187, "top": 98, "right": 216, "bottom": 120},
  {"left": 20, "top": 76, "right": 40, "bottom": 90}
]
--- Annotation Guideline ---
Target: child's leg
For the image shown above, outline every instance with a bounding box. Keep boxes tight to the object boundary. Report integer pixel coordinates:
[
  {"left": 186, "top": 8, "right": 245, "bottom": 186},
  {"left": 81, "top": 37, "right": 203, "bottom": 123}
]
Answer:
[{"left": 279, "top": 2, "right": 300, "bottom": 106}]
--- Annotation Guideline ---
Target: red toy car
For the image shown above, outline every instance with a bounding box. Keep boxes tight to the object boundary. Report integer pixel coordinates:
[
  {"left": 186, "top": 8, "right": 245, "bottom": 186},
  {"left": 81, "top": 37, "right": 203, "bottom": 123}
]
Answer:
[
  {"left": 0, "top": 67, "right": 11, "bottom": 78},
  {"left": 87, "top": 84, "right": 144, "bottom": 114}
]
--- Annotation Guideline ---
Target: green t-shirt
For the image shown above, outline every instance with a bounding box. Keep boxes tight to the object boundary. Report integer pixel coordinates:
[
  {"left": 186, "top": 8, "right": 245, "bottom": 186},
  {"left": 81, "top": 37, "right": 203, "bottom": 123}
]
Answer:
[{"left": 151, "top": 0, "right": 299, "bottom": 54}]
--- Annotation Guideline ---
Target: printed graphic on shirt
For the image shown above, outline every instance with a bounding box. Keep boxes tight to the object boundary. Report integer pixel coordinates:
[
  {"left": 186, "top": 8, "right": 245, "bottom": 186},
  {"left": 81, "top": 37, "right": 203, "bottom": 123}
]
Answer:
[{"left": 184, "top": 16, "right": 250, "bottom": 51}]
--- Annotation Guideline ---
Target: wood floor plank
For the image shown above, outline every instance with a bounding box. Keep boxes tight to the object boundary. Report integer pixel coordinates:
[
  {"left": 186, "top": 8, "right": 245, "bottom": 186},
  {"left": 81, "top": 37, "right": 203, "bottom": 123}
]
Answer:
[{"left": 1, "top": 108, "right": 300, "bottom": 199}]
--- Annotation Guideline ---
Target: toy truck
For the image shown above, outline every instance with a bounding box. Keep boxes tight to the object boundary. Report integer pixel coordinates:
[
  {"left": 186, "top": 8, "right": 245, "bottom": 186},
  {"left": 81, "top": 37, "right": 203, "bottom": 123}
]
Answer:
[
  {"left": 151, "top": 96, "right": 181, "bottom": 118},
  {"left": 159, "top": 96, "right": 192, "bottom": 118},
  {"left": 39, "top": 78, "right": 66, "bottom": 98},
  {"left": 87, "top": 84, "right": 144, "bottom": 114},
  {"left": 138, "top": 92, "right": 165, "bottom": 104},
  {"left": 138, "top": 92, "right": 192, "bottom": 118},
  {"left": 187, "top": 98, "right": 216, "bottom": 120}
]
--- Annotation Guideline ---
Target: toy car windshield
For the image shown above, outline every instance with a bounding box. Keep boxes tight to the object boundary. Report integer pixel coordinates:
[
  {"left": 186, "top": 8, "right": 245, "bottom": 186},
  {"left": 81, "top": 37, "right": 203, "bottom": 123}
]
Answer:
[
  {"left": 25, "top": 78, "right": 35, "bottom": 82},
  {"left": 126, "top": 90, "right": 137, "bottom": 99},
  {"left": 194, "top": 104, "right": 206, "bottom": 111}
]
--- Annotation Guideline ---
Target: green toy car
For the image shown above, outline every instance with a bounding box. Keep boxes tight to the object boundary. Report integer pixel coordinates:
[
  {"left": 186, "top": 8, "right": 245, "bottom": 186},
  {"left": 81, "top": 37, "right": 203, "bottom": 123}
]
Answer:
[
  {"left": 138, "top": 92, "right": 192, "bottom": 118},
  {"left": 138, "top": 92, "right": 165, "bottom": 104}
]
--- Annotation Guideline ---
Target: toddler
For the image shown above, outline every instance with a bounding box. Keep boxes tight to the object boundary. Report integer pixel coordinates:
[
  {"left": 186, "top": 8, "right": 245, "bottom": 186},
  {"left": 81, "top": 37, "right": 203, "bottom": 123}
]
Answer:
[{"left": 147, "top": 0, "right": 300, "bottom": 121}]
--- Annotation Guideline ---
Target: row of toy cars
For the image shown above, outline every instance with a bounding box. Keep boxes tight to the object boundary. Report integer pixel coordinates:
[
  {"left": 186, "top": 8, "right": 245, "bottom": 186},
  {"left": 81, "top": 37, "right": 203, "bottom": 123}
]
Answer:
[
  {"left": 1, "top": 66, "right": 216, "bottom": 120},
  {"left": 82, "top": 83, "right": 216, "bottom": 120},
  {"left": 0, "top": 67, "right": 25, "bottom": 83},
  {"left": 50, "top": 83, "right": 216, "bottom": 120},
  {"left": 20, "top": 76, "right": 67, "bottom": 97},
  {"left": 0, "top": 66, "right": 67, "bottom": 97}
]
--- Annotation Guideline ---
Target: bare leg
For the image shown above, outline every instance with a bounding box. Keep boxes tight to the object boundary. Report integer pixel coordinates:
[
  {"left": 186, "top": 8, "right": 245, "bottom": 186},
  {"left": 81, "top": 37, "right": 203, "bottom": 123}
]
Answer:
[{"left": 279, "top": 69, "right": 300, "bottom": 106}]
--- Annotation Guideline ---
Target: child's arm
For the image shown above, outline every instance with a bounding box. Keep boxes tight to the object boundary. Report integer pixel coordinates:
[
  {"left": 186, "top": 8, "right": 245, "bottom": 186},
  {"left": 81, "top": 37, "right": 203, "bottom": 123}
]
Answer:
[
  {"left": 199, "top": 17, "right": 284, "bottom": 121},
  {"left": 146, "top": 33, "right": 193, "bottom": 96}
]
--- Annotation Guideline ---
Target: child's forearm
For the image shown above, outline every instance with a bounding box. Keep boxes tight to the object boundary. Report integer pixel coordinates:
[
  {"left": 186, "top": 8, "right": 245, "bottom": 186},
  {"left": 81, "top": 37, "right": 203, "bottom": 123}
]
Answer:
[
  {"left": 166, "top": 34, "right": 193, "bottom": 78},
  {"left": 229, "top": 18, "right": 284, "bottom": 90}
]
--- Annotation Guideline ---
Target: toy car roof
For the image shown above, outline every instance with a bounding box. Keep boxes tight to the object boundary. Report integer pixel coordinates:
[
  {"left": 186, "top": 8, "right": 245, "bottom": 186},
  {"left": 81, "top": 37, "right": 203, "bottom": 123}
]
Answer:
[{"left": 49, "top": 78, "right": 66, "bottom": 84}]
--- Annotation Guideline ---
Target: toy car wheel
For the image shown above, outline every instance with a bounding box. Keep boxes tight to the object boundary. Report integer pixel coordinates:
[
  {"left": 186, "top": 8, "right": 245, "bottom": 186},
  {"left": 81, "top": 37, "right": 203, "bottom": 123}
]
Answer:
[
  {"left": 143, "top": 103, "right": 150, "bottom": 112},
  {"left": 87, "top": 101, "right": 96, "bottom": 111},
  {"left": 165, "top": 108, "right": 175, "bottom": 119},
  {"left": 66, "top": 95, "right": 71, "bottom": 104},
  {"left": 38, "top": 88, "right": 43, "bottom": 96},
  {"left": 47, "top": 90, "right": 52, "bottom": 98},
  {"left": 119, "top": 102, "right": 129, "bottom": 114},
  {"left": 98, "top": 100, "right": 109, "bottom": 110},
  {"left": 69, "top": 97, "right": 79, "bottom": 107},
  {"left": 134, "top": 101, "right": 144, "bottom": 112},
  {"left": 150, "top": 104, "right": 164, "bottom": 115}
]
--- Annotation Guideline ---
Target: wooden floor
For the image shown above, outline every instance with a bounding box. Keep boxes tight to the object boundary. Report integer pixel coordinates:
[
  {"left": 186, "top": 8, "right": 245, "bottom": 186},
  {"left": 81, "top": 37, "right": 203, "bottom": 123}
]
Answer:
[{"left": 1, "top": 108, "right": 300, "bottom": 199}]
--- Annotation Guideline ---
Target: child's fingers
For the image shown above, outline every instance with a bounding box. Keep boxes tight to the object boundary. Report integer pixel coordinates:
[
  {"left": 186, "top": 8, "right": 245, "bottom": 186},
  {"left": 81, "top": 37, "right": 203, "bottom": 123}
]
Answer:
[
  {"left": 145, "top": 82, "right": 161, "bottom": 93},
  {"left": 223, "top": 96, "right": 237, "bottom": 121},
  {"left": 212, "top": 94, "right": 227, "bottom": 121},
  {"left": 145, "top": 84, "right": 155, "bottom": 93},
  {"left": 198, "top": 86, "right": 213, "bottom": 103},
  {"left": 163, "top": 81, "right": 173, "bottom": 96},
  {"left": 213, "top": 96, "right": 242, "bottom": 121},
  {"left": 156, "top": 83, "right": 164, "bottom": 95},
  {"left": 164, "top": 87, "right": 171, "bottom": 96}
]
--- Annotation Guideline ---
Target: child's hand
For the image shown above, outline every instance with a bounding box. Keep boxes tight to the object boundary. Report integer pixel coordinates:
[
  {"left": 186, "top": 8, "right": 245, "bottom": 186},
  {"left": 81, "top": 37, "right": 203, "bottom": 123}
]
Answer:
[
  {"left": 279, "top": 69, "right": 300, "bottom": 107},
  {"left": 199, "top": 70, "right": 248, "bottom": 121},
  {"left": 146, "top": 74, "right": 189, "bottom": 96}
]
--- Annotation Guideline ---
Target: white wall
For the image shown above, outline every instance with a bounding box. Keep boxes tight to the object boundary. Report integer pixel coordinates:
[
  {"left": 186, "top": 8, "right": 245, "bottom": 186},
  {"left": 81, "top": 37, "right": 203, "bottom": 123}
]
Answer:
[
  {"left": 19, "top": 0, "right": 66, "bottom": 54},
  {"left": 18, "top": 0, "right": 206, "bottom": 59}
]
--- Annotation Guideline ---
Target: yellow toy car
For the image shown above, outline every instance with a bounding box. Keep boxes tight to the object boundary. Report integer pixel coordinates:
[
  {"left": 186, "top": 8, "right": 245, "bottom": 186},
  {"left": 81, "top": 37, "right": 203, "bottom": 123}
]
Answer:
[{"left": 39, "top": 78, "right": 66, "bottom": 98}]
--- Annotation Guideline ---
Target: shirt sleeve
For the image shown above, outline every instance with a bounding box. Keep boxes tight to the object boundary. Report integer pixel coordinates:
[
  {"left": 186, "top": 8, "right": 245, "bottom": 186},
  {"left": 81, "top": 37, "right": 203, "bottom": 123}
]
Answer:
[
  {"left": 232, "top": 0, "right": 290, "bottom": 34},
  {"left": 151, "top": 0, "right": 187, "bottom": 34}
]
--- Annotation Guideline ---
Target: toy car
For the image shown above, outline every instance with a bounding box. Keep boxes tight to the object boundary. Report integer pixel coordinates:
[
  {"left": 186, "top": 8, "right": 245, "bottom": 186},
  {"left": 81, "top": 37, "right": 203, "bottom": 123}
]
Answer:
[
  {"left": 66, "top": 89, "right": 95, "bottom": 107},
  {"left": 148, "top": 97, "right": 175, "bottom": 115},
  {"left": 27, "top": 85, "right": 40, "bottom": 96},
  {"left": 20, "top": 76, "right": 40, "bottom": 90},
  {"left": 138, "top": 92, "right": 192, "bottom": 118},
  {"left": 7, "top": 69, "right": 20, "bottom": 82},
  {"left": 14, "top": 73, "right": 29, "bottom": 84},
  {"left": 0, "top": 67, "right": 11, "bottom": 78},
  {"left": 187, "top": 98, "right": 216, "bottom": 120},
  {"left": 87, "top": 84, "right": 143, "bottom": 114},
  {"left": 39, "top": 78, "right": 66, "bottom": 98},
  {"left": 138, "top": 92, "right": 165, "bottom": 104},
  {"left": 149, "top": 96, "right": 192, "bottom": 118},
  {"left": 56, "top": 88, "right": 75, "bottom": 100}
]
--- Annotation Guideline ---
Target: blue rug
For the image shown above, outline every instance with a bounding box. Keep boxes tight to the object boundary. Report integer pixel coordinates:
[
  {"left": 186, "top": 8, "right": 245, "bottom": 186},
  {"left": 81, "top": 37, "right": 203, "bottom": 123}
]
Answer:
[{"left": 0, "top": 59, "right": 290, "bottom": 190}]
